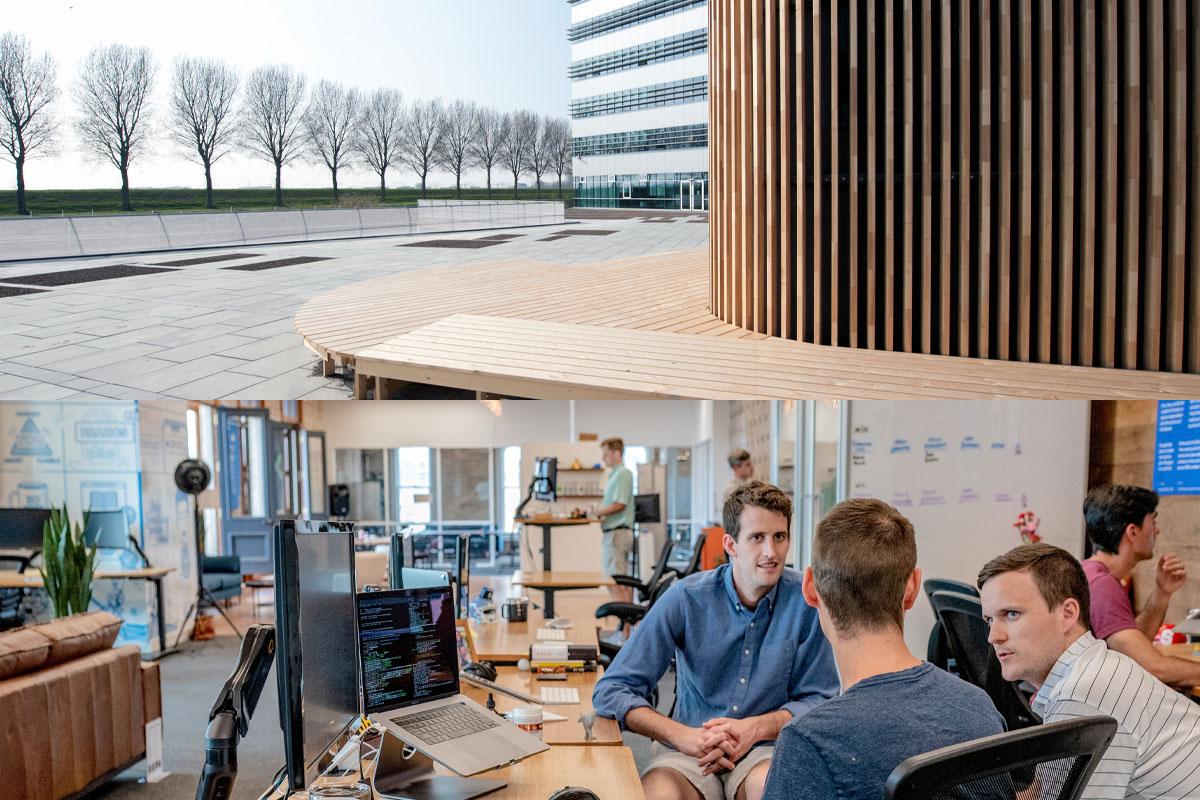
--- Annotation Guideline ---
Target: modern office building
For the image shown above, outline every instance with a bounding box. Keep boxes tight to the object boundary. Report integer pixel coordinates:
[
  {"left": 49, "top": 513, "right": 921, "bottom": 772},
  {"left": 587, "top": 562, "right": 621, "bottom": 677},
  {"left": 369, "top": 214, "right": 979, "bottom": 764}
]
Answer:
[{"left": 568, "top": 0, "right": 710, "bottom": 210}]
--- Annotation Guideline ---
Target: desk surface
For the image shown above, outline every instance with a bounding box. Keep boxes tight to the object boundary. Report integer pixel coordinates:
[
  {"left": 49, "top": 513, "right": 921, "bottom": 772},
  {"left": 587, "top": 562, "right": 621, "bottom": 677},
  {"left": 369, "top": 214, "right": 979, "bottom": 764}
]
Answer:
[
  {"left": 0, "top": 567, "right": 174, "bottom": 588},
  {"left": 516, "top": 516, "right": 595, "bottom": 527},
  {"left": 1156, "top": 642, "right": 1200, "bottom": 697},
  {"left": 516, "top": 570, "right": 615, "bottom": 589},
  {"left": 434, "top": 743, "right": 642, "bottom": 799},
  {"left": 459, "top": 666, "right": 620, "bottom": 745},
  {"left": 469, "top": 588, "right": 610, "bottom": 663}
]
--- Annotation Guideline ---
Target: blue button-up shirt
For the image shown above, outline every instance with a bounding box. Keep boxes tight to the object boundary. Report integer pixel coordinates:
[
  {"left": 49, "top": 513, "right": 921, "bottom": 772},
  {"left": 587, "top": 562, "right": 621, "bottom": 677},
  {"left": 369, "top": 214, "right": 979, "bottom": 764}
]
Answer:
[{"left": 593, "top": 564, "right": 838, "bottom": 738}]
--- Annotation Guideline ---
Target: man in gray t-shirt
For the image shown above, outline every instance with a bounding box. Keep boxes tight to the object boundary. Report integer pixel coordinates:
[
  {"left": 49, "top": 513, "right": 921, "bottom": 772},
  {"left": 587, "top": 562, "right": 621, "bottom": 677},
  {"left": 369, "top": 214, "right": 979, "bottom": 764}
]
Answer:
[{"left": 763, "top": 499, "right": 1003, "bottom": 800}]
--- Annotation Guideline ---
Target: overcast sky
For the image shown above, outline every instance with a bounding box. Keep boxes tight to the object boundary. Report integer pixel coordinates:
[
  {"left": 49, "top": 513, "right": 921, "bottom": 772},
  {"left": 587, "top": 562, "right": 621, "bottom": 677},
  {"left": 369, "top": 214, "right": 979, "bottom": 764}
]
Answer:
[{"left": 4, "top": 0, "right": 571, "bottom": 192}]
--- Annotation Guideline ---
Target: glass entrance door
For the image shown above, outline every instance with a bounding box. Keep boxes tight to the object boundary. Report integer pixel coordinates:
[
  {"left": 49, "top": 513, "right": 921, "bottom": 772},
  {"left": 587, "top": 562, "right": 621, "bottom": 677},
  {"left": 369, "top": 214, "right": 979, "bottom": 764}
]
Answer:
[{"left": 217, "top": 407, "right": 272, "bottom": 574}]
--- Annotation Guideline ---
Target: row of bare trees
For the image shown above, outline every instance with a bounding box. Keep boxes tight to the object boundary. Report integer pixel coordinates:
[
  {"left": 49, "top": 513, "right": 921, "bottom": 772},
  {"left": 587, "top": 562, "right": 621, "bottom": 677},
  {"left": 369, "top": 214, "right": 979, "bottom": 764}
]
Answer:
[{"left": 0, "top": 34, "right": 572, "bottom": 214}]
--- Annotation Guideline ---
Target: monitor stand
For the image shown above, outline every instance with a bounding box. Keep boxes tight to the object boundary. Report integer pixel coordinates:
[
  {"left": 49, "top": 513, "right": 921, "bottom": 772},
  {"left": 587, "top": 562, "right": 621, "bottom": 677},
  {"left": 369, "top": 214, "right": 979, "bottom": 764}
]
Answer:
[{"left": 372, "top": 730, "right": 506, "bottom": 800}]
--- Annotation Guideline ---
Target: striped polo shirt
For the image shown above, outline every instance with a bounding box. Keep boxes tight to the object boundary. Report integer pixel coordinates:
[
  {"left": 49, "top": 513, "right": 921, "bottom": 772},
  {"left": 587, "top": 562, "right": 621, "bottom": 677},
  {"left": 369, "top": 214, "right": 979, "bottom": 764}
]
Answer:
[{"left": 1032, "top": 632, "right": 1200, "bottom": 800}]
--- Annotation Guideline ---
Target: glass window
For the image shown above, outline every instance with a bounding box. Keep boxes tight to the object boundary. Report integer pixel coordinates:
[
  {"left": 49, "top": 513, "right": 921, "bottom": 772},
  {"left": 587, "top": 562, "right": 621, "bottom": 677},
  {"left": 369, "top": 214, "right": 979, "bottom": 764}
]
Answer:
[
  {"left": 498, "top": 446, "right": 522, "bottom": 529},
  {"left": 569, "top": 28, "right": 707, "bottom": 79},
  {"left": 395, "top": 447, "right": 433, "bottom": 524},
  {"left": 335, "top": 449, "right": 387, "bottom": 522},
  {"left": 230, "top": 414, "right": 266, "bottom": 518},
  {"left": 307, "top": 434, "right": 326, "bottom": 516},
  {"left": 439, "top": 448, "right": 491, "bottom": 522},
  {"left": 568, "top": 0, "right": 706, "bottom": 42}
]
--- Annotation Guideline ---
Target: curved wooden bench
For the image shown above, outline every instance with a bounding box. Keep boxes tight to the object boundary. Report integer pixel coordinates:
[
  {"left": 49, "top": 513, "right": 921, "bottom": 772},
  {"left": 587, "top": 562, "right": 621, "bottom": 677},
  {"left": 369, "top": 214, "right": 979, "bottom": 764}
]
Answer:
[{"left": 294, "top": 249, "right": 1200, "bottom": 398}]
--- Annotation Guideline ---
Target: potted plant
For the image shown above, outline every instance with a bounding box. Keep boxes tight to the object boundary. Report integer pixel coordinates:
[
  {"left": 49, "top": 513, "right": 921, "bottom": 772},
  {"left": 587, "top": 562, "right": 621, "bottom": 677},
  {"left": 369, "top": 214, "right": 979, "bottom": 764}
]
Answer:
[{"left": 38, "top": 506, "right": 98, "bottom": 618}]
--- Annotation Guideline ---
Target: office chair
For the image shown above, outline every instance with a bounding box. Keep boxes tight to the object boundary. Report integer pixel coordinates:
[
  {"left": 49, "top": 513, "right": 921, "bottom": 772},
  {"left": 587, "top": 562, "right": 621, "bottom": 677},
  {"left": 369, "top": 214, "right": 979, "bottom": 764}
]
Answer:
[
  {"left": 613, "top": 538, "right": 676, "bottom": 603},
  {"left": 924, "top": 578, "right": 978, "bottom": 672},
  {"left": 0, "top": 555, "right": 33, "bottom": 631},
  {"left": 885, "top": 716, "right": 1118, "bottom": 800},
  {"left": 594, "top": 571, "right": 678, "bottom": 667},
  {"left": 931, "top": 590, "right": 1040, "bottom": 731},
  {"left": 674, "top": 530, "right": 708, "bottom": 579}
]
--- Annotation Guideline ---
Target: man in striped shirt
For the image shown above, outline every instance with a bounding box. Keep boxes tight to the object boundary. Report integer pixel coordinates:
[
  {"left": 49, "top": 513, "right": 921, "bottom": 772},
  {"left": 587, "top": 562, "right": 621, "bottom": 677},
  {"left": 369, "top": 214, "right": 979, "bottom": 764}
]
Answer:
[{"left": 978, "top": 544, "right": 1200, "bottom": 800}]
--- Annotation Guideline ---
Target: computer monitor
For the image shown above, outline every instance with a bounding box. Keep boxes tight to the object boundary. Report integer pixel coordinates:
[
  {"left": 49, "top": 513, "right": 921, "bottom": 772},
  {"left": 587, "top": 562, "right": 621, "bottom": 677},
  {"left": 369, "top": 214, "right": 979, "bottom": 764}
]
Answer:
[
  {"left": 633, "top": 494, "right": 662, "bottom": 524},
  {"left": 82, "top": 510, "right": 130, "bottom": 549},
  {"left": 388, "top": 530, "right": 417, "bottom": 584},
  {"left": 274, "top": 518, "right": 360, "bottom": 792},
  {"left": 0, "top": 508, "right": 52, "bottom": 550},
  {"left": 453, "top": 532, "right": 471, "bottom": 621},
  {"left": 355, "top": 586, "right": 459, "bottom": 716},
  {"left": 394, "top": 567, "right": 450, "bottom": 591},
  {"left": 532, "top": 457, "right": 557, "bottom": 502}
]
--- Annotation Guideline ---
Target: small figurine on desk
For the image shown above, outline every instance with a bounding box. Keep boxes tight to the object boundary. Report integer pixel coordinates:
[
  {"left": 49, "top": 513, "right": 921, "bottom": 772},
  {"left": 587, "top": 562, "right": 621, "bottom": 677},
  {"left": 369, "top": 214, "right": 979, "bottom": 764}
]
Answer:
[{"left": 578, "top": 712, "right": 596, "bottom": 742}]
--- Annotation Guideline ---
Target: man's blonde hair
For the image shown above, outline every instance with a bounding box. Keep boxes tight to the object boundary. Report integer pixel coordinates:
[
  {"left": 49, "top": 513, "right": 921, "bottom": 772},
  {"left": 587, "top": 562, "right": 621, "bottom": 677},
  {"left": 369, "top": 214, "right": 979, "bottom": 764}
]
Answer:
[{"left": 600, "top": 437, "right": 624, "bottom": 454}]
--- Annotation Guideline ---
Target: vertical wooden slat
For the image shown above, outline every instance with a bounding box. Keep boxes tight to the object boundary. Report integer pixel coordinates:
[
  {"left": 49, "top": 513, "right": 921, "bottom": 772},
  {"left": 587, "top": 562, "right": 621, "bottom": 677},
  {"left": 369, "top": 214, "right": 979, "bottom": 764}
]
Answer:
[
  {"left": 796, "top": 0, "right": 809, "bottom": 343},
  {"left": 903, "top": 0, "right": 915, "bottom": 352},
  {"left": 753, "top": 0, "right": 766, "bottom": 334},
  {"left": 1099, "top": 0, "right": 1118, "bottom": 369},
  {"left": 1037, "top": 0, "right": 1054, "bottom": 363},
  {"left": 867, "top": 0, "right": 878, "bottom": 349},
  {"left": 1190, "top": 0, "right": 1200, "bottom": 373},
  {"left": 939, "top": 0, "right": 952, "bottom": 355},
  {"left": 813, "top": 1, "right": 825, "bottom": 344},
  {"left": 1144, "top": 0, "right": 1164, "bottom": 371},
  {"left": 1080, "top": 1, "right": 1099, "bottom": 364},
  {"left": 1017, "top": 0, "right": 1033, "bottom": 362},
  {"left": 849, "top": 0, "right": 860, "bottom": 347},
  {"left": 978, "top": 0, "right": 992, "bottom": 359},
  {"left": 1165, "top": 0, "right": 1186, "bottom": 371},
  {"left": 997, "top": 0, "right": 1013, "bottom": 360},
  {"left": 958, "top": 0, "right": 972, "bottom": 356},
  {"left": 885, "top": 0, "right": 897, "bottom": 351},
  {"left": 920, "top": 0, "right": 933, "bottom": 353},
  {"left": 1120, "top": 1, "right": 1141, "bottom": 369},
  {"left": 830, "top": 1, "right": 841, "bottom": 346},
  {"left": 778, "top": 0, "right": 792, "bottom": 340},
  {"left": 1059, "top": 0, "right": 1076, "bottom": 364}
]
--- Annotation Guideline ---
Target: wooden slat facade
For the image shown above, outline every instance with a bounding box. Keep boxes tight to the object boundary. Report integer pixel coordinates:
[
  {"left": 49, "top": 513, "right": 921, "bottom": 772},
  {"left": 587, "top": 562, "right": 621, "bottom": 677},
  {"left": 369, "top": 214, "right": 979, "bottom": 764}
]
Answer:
[{"left": 710, "top": 0, "right": 1200, "bottom": 374}]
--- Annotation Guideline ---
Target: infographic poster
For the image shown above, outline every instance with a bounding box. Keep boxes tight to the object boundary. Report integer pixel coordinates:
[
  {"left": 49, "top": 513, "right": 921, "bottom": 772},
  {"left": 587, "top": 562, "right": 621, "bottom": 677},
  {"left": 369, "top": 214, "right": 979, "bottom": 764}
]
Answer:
[{"left": 1153, "top": 400, "right": 1200, "bottom": 496}]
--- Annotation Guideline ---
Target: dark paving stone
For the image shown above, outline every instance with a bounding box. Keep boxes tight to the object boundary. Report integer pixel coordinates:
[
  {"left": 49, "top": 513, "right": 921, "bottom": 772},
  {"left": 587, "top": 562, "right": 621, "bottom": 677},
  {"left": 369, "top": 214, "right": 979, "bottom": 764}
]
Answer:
[
  {"left": 151, "top": 253, "right": 262, "bottom": 266},
  {"left": 687, "top": 219, "right": 709, "bottom": 223},
  {"left": 0, "top": 285, "right": 49, "bottom": 298},
  {"left": 6, "top": 265, "right": 179, "bottom": 286},
  {"left": 399, "top": 239, "right": 500, "bottom": 249},
  {"left": 553, "top": 229, "right": 618, "bottom": 235},
  {"left": 222, "top": 256, "right": 334, "bottom": 271},
  {"left": 477, "top": 234, "right": 524, "bottom": 241}
]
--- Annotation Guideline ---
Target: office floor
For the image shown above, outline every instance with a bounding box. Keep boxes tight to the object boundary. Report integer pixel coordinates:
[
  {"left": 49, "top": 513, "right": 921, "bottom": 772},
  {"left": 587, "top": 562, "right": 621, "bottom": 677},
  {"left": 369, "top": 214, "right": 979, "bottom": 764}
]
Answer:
[
  {"left": 0, "top": 213, "right": 708, "bottom": 400},
  {"left": 91, "top": 578, "right": 664, "bottom": 799}
]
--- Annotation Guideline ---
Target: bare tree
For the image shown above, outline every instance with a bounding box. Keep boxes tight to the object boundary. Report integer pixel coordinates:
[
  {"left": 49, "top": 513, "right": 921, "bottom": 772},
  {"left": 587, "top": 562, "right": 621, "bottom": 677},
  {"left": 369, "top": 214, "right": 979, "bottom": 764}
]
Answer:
[
  {"left": 435, "top": 99, "right": 477, "bottom": 197},
  {"left": 168, "top": 56, "right": 238, "bottom": 209},
  {"left": 544, "top": 117, "right": 572, "bottom": 200},
  {"left": 526, "top": 115, "right": 552, "bottom": 194},
  {"left": 400, "top": 98, "right": 444, "bottom": 196},
  {"left": 0, "top": 32, "right": 58, "bottom": 216},
  {"left": 303, "top": 79, "right": 361, "bottom": 202},
  {"left": 499, "top": 109, "right": 537, "bottom": 199},
  {"left": 74, "top": 43, "right": 155, "bottom": 212},
  {"left": 241, "top": 64, "right": 306, "bottom": 207},
  {"left": 356, "top": 87, "right": 404, "bottom": 202},
  {"left": 468, "top": 105, "right": 505, "bottom": 199}
]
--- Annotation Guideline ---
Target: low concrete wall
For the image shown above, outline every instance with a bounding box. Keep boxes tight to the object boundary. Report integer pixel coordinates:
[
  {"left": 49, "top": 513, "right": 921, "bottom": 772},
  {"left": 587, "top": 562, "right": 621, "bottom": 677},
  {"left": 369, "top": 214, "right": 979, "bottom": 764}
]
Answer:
[{"left": 0, "top": 201, "right": 565, "bottom": 261}]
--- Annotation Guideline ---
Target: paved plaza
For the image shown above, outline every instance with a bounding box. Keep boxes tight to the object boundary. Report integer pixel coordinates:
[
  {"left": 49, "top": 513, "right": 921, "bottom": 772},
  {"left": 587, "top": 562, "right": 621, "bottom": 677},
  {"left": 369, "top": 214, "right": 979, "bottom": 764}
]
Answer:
[{"left": 0, "top": 215, "right": 707, "bottom": 400}]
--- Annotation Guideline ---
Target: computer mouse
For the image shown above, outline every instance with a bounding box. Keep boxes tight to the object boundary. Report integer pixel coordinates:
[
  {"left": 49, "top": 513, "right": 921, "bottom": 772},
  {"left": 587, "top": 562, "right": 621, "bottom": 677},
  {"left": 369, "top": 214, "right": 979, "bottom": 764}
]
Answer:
[
  {"left": 547, "top": 787, "right": 599, "bottom": 800},
  {"left": 463, "top": 661, "right": 498, "bottom": 682},
  {"left": 547, "top": 617, "right": 573, "bottom": 629}
]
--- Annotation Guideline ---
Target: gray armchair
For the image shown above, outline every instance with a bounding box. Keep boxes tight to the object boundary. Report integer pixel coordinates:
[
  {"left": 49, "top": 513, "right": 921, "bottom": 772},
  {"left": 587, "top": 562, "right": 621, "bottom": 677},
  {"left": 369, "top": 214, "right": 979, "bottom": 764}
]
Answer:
[{"left": 200, "top": 555, "right": 242, "bottom": 603}]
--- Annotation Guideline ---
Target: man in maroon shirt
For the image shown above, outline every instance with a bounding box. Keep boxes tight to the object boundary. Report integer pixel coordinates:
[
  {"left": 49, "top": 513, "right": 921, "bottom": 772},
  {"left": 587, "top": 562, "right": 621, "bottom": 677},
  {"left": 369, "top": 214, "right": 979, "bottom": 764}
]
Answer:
[{"left": 1082, "top": 484, "right": 1200, "bottom": 687}]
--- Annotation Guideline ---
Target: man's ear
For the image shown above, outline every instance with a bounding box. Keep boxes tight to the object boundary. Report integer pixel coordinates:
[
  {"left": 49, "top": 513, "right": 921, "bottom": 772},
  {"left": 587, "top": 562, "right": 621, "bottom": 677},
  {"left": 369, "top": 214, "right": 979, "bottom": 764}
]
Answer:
[
  {"left": 901, "top": 567, "right": 922, "bottom": 611},
  {"left": 722, "top": 531, "right": 737, "bottom": 560},
  {"left": 802, "top": 567, "right": 820, "bottom": 609},
  {"left": 1059, "top": 597, "right": 1082, "bottom": 633}
]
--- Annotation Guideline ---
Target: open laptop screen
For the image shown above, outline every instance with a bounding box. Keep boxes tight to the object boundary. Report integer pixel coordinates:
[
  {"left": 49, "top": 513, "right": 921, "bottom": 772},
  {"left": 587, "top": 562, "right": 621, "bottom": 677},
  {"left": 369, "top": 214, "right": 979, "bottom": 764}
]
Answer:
[{"left": 357, "top": 586, "right": 459, "bottom": 715}]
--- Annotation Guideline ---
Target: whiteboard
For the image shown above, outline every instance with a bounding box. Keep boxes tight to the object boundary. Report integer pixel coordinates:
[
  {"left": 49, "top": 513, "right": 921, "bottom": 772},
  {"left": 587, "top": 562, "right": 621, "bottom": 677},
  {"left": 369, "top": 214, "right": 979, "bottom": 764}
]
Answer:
[{"left": 846, "top": 401, "right": 1090, "bottom": 654}]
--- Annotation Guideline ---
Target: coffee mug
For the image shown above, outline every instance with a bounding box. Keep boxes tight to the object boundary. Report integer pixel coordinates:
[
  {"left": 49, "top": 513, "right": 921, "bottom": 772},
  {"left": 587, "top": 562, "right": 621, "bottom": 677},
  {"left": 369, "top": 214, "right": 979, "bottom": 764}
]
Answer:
[{"left": 502, "top": 597, "right": 529, "bottom": 622}]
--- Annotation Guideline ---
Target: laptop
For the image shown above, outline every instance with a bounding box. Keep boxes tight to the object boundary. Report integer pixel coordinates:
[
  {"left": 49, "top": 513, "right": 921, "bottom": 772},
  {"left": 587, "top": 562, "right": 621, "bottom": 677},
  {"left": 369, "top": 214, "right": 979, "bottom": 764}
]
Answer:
[{"left": 356, "top": 586, "right": 549, "bottom": 776}]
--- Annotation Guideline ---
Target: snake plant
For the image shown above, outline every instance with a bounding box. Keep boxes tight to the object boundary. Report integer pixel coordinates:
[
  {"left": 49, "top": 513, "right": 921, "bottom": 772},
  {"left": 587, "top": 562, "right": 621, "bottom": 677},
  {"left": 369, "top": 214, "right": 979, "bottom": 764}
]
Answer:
[{"left": 38, "top": 506, "right": 98, "bottom": 618}]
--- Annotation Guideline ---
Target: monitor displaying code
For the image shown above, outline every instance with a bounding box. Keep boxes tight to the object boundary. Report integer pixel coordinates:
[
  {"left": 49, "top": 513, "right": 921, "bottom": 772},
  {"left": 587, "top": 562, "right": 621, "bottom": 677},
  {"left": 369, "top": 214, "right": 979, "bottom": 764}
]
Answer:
[{"left": 357, "top": 587, "right": 458, "bottom": 714}]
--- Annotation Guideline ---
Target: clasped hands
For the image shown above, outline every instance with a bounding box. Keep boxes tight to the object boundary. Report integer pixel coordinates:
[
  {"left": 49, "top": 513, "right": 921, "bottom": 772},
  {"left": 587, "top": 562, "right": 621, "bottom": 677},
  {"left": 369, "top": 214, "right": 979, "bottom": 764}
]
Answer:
[{"left": 676, "top": 716, "right": 761, "bottom": 776}]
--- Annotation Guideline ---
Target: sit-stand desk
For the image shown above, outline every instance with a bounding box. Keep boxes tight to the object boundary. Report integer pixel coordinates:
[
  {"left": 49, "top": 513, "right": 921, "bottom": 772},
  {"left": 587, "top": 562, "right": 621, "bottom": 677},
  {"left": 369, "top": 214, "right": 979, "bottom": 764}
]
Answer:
[
  {"left": 0, "top": 567, "right": 177, "bottom": 659},
  {"left": 515, "top": 515, "right": 593, "bottom": 573},
  {"left": 458, "top": 665, "right": 622, "bottom": 745},
  {"left": 515, "top": 569, "right": 614, "bottom": 619}
]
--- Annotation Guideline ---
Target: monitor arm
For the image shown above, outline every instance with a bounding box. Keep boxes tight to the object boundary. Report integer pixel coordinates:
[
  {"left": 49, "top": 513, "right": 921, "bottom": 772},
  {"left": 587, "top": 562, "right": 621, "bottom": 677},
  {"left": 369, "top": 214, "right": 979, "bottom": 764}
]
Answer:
[
  {"left": 127, "top": 535, "right": 152, "bottom": 569},
  {"left": 196, "top": 624, "right": 276, "bottom": 800},
  {"left": 513, "top": 476, "right": 539, "bottom": 519}
]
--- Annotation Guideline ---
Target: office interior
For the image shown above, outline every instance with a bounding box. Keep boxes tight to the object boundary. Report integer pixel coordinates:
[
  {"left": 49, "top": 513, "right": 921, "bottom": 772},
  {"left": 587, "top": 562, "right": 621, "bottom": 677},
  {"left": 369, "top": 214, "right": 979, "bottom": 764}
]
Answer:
[{"left": 0, "top": 398, "right": 1197, "bottom": 799}]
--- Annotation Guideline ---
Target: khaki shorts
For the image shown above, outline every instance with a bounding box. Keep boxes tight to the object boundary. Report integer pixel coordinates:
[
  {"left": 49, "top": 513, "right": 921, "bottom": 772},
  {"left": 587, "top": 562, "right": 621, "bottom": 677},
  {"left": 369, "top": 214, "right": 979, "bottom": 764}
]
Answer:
[
  {"left": 601, "top": 528, "right": 633, "bottom": 576},
  {"left": 642, "top": 742, "right": 774, "bottom": 800}
]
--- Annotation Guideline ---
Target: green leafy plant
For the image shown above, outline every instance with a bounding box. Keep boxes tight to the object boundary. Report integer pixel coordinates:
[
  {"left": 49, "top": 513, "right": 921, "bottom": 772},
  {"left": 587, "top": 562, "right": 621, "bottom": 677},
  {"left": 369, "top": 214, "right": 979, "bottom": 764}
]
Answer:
[{"left": 38, "top": 506, "right": 98, "bottom": 618}]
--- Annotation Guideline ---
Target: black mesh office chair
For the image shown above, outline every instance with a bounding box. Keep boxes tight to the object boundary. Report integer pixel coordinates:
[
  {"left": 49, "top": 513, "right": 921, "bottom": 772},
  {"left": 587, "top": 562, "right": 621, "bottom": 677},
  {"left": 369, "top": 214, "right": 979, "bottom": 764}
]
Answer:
[
  {"left": 675, "top": 530, "right": 708, "bottom": 580},
  {"left": 595, "top": 571, "right": 677, "bottom": 667},
  {"left": 931, "top": 590, "right": 1040, "bottom": 731},
  {"left": 885, "top": 716, "right": 1118, "bottom": 800},
  {"left": 613, "top": 537, "right": 676, "bottom": 604},
  {"left": 924, "top": 578, "right": 978, "bottom": 672}
]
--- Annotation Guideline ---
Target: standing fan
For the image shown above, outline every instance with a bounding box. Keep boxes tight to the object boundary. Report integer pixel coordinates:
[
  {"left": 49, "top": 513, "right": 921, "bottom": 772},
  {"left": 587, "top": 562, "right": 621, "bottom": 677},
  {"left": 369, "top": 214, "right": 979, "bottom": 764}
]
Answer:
[{"left": 174, "top": 459, "right": 241, "bottom": 647}]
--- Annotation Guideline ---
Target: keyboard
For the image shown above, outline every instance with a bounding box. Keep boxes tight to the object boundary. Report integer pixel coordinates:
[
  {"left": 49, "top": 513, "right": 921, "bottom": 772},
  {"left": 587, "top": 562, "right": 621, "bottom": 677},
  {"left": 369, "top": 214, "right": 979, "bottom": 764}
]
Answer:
[
  {"left": 461, "top": 670, "right": 541, "bottom": 704},
  {"left": 536, "top": 627, "right": 567, "bottom": 641},
  {"left": 391, "top": 702, "right": 499, "bottom": 745},
  {"left": 539, "top": 686, "right": 581, "bottom": 705}
]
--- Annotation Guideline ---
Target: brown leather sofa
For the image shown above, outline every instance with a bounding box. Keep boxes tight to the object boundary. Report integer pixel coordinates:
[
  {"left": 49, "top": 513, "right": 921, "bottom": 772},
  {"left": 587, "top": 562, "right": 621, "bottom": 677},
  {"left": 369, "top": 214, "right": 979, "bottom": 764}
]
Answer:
[{"left": 0, "top": 611, "right": 163, "bottom": 800}]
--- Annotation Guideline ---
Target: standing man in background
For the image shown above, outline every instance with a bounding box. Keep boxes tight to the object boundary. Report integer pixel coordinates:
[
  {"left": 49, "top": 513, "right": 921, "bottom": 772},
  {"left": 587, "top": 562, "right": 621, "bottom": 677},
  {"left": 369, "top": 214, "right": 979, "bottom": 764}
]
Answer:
[
  {"left": 596, "top": 436, "right": 635, "bottom": 603},
  {"left": 723, "top": 449, "right": 755, "bottom": 504}
]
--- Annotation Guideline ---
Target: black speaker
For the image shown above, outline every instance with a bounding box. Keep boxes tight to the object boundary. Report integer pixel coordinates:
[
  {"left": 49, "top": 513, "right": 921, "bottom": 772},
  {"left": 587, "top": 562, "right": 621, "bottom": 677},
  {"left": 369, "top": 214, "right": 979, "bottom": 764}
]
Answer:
[{"left": 329, "top": 484, "right": 350, "bottom": 518}]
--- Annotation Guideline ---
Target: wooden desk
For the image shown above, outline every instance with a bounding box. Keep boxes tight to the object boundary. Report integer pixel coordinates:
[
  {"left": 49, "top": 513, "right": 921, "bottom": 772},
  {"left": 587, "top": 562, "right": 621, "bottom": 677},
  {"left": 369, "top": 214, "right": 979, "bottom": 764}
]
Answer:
[
  {"left": 459, "top": 665, "right": 621, "bottom": 745},
  {"left": 515, "top": 569, "right": 614, "bottom": 618},
  {"left": 470, "top": 588, "right": 611, "bottom": 663},
  {"left": 0, "top": 567, "right": 176, "bottom": 658},
  {"left": 440, "top": 744, "right": 643, "bottom": 799},
  {"left": 1158, "top": 642, "right": 1200, "bottom": 698},
  {"left": 515, "top": 516, "right": 594, "bottom": 574}
]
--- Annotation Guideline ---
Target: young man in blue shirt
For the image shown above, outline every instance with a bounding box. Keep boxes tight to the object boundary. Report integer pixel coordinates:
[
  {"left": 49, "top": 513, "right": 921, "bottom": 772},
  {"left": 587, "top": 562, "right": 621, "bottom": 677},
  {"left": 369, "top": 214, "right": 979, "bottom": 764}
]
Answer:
[
  {"left": 762, "top": 499, "right": 1004, "bottom": 800},
  {"left": 594, "top": 481, "right": 839, "bottom": 800}
]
